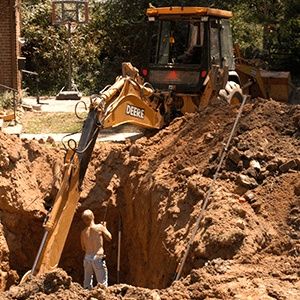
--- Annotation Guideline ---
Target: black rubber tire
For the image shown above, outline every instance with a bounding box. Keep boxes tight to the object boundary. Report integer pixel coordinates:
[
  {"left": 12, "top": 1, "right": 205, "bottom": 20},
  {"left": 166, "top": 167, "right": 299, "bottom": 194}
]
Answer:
[{"left": 219, "top": 81, "right": 243, "bottom": 105}]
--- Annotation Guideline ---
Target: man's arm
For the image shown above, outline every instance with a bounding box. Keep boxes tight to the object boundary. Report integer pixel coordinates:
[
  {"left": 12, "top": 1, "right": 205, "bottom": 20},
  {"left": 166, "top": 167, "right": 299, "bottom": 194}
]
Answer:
[{"left": 100, "top": 222, "right": 112, "bottom": 241}]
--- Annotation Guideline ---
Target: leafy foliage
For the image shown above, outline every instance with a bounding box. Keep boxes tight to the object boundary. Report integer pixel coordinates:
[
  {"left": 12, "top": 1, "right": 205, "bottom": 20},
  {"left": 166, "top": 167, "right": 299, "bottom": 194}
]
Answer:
[
  {"left": 0, "top": 91, "right": 16, "bottom": 110},
  {"left": 270, "top": 0, "right": 300, "bottom": 73},
  {"left": 22, "top": 0, "right": 102, "bottom": 95},
  {"left": 230, "top": 0, "right": 300, "bottom": 72},
  {"left": 21, "top": 0, "right": 300, "bottom": 96}
]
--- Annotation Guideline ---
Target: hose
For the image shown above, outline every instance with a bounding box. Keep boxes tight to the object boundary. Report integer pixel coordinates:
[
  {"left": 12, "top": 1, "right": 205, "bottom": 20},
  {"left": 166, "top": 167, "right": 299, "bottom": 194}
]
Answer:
[{"left": 75, "top": 100, "right": 88, "bottom": 120}]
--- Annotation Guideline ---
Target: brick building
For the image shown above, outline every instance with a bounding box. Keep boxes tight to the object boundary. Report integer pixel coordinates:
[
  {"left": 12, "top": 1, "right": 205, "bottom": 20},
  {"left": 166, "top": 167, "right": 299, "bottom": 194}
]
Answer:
[{"left": 0, "top": 0, "right": 22, "bottom": 93}]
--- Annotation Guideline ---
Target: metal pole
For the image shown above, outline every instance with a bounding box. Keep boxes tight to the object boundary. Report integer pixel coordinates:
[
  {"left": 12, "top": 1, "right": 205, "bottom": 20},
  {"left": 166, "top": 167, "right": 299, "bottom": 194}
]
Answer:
[
  {"left": 68, "top": 21, "right": 72, "bottom": 91},
  {"left": 13, "top": 90, "right": 16, "bottom": 125},
  {"left": 174, "top": 95, "right": 249, "bottom": 282},
  {"left": 117, "top": 216, "right": 122, "bottom": 284},
  {"left": 31, "top": 231, "right": 49, "bottom": 275},
  {"left": 36, "top": 76, "right": 40, "bottom": 104}
]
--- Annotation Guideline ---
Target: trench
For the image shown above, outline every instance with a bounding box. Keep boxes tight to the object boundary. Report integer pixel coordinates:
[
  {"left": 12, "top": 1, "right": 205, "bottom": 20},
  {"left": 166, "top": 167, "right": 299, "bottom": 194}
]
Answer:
[
  {"left": 59, "top": 169, "right": 178, "bottom": 289},
  {"left": 0, "top": 141, "right": 231, "bottom": 291},
  {"left": 1, "top": 144, "right": 186, "bottom": 291},
  {"left": 9, "top": 182, "right": 178, "bottom": 290}
]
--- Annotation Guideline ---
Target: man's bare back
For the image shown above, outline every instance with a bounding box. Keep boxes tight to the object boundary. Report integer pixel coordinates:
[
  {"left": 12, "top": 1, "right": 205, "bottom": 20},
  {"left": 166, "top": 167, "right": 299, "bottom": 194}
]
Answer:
[{"left": 81, "top": 223, "right": 111, "bottom": 256}]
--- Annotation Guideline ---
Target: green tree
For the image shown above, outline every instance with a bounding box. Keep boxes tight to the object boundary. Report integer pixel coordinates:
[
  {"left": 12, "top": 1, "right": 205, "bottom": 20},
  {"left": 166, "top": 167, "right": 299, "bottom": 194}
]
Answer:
[
  {"left": 271, "top": 0, "right": 300, "bottom": 73},
  {"left": 230, "top": 0, "right": 300, "bottom": 73},
  {"left": 22, "top": 0, "right": 101, "bottom": 95},
  {"left": 21, "top": 0, "right": 300, "bottom": 96}
]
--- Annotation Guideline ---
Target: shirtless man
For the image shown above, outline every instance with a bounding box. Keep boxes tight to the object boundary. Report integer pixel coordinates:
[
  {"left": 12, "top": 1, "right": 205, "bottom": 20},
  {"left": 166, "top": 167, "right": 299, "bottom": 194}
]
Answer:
[{"left": 81, "top": 209, "right": 112, "bottom": 289}]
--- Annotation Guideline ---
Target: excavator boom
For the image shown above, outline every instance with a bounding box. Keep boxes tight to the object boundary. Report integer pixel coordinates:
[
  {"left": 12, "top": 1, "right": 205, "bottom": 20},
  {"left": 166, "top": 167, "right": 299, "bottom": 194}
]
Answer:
[{"left": 21, "top": 150, "right": 80, "bottom": 281}]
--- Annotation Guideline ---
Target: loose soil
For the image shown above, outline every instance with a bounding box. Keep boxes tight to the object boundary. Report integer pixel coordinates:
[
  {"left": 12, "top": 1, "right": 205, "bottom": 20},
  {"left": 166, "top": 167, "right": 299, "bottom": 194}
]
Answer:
[{"left": 1, "top": 96, "right": 300, "bottom": 299}]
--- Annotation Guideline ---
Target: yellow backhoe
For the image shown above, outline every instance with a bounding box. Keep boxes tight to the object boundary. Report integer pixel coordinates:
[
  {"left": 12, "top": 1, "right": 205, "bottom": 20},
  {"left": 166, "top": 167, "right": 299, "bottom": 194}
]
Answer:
[{"left": 21, "top": 6, "right": 295, "bottom": 282}]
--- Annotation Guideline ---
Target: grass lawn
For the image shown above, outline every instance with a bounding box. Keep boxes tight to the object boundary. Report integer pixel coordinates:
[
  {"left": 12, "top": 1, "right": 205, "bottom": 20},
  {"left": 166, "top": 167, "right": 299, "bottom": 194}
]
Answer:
[{"left": 19, "top": 111, "right": 85, "bottom": 134}]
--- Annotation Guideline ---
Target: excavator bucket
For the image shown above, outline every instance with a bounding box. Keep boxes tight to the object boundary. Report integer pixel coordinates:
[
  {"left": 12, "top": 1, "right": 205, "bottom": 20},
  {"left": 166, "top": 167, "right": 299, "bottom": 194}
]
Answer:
[
  {"left": 234, "top": 42, "right": 296, "bottom": 103},
  {"left": 260, "top": 70, "right": 296, "bottom": 103}
]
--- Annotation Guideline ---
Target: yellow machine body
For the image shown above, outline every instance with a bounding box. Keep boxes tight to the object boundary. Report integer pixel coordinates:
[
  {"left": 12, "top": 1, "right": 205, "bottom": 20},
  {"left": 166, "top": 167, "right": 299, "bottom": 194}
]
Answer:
[
  {"left": 146, "top": 6, "right": 233, "bottom": 19},
  {"left": 260, "top": 70, "right": 294, "bottom": 103}
]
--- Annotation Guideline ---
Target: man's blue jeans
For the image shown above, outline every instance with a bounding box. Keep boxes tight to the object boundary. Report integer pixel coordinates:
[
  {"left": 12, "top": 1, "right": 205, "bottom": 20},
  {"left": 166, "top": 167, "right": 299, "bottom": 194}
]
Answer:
[{"left": 83, "top": 254, "right": 108, "bottom": 289}]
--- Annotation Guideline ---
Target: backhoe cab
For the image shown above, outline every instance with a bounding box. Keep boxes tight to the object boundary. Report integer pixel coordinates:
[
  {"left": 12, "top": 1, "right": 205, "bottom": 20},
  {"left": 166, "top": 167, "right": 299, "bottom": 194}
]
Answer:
[
  {"left": 143, "top": 6, "right": 243, "bottom": 118},
  {"left": 145, "top": 7, "right": 236, "bottom": 92},
  {"left": 144, "top": 6, "right": 295, "bottom": 105}
]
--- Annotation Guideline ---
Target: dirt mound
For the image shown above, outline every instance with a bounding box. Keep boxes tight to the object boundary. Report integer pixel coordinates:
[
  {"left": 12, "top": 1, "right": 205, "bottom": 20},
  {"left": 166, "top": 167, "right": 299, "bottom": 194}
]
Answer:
[
  {"left": 0, "top": 269, "right": 87, "bottom": 300},
  {"left": 1, "top": 97, "right": 300, "bottom": 299}
]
